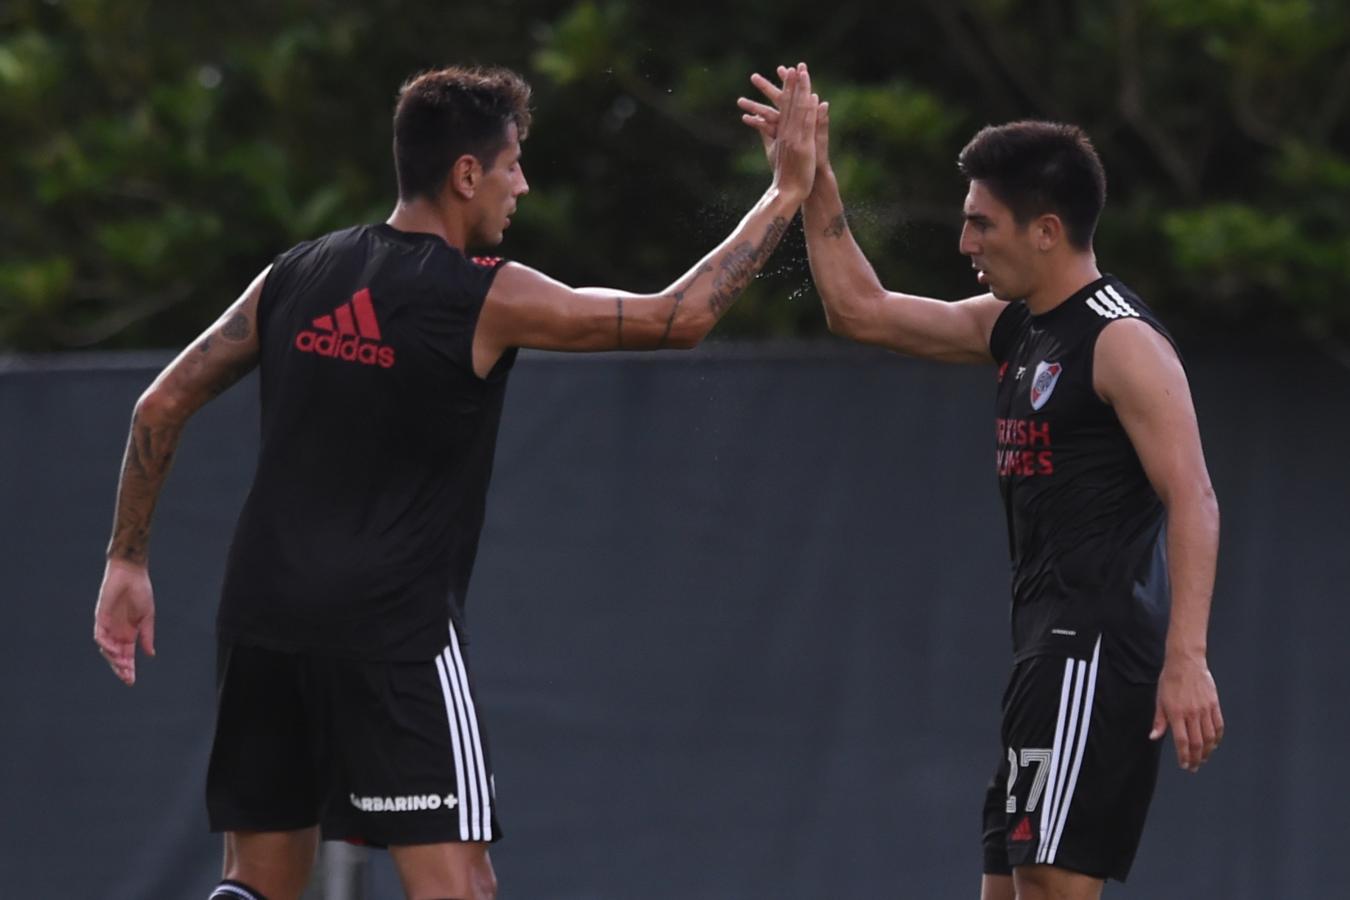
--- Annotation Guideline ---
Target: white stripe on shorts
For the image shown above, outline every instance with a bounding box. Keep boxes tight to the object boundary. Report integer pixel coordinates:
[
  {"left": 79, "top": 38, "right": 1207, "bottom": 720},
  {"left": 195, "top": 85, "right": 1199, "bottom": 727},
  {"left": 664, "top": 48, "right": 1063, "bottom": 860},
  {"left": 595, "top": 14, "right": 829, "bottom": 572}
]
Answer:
[
  {"left": 434, "top": 652, "right": 472, "bottom": 840},
  {"left": 446, "top": 620, "right": 493, "bottom": 840},
  {"left": 1037, "top": 637, "right": 1101, "bottom": 865}
]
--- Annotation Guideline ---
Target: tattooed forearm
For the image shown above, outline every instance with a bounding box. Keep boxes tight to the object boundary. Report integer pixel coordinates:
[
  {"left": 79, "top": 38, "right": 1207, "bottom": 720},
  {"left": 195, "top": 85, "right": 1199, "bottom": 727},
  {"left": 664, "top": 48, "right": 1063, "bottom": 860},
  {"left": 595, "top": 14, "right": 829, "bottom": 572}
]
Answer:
[
  {"left": 659, "top": 264, "right": 713, "bottom": 348},
  {"left": 107, "top": 411, "right": 183, "bottom": 564},
  {"left": 708, "top": 216, "right": 790, "bottom": 317},
  {"left": 824, "top": 212, "right": 848, "bottom": 239},
  {"left": 616, "top": 298, "right": 625, "bottom": 349}
]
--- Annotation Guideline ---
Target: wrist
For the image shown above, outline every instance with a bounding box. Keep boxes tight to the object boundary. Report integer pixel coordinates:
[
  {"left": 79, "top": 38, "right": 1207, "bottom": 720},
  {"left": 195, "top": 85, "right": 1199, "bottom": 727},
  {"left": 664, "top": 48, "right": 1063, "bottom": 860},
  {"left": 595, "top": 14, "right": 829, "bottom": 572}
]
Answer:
[
  {"left": 1164, "top": 642, "right": 1207, "bottom": 665},
  {"left": 105, "top": 550, "right": 149, "bottom": 571},
  {"left": 766, "top": 181, "right": 808, "bottom": 210}
]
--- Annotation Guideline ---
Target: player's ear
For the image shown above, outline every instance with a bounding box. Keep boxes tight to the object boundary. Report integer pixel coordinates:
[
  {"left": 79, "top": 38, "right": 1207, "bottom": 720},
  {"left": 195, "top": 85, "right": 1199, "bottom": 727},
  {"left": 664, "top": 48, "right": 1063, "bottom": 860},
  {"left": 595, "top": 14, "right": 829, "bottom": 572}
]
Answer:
[
  {"left": 1033, "top": 214, "right": 1063, "bottom": 252},
  {"left": 448, "top": 154, "right": 481, "bottom": 200}
]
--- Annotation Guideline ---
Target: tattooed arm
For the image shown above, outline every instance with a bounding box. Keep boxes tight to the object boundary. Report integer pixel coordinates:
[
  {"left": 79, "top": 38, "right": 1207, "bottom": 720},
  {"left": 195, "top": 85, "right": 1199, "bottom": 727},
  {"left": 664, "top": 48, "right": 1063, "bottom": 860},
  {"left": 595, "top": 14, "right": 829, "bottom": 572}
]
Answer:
[
  {"left": 800, "top": 171, "right": 1004, "bottom": 363},
  {"left": 471, "top": 64, "right": 819, "bottom": 378},
  {"left": 740, "top": 69, "right": 1006, "bottom": 364},
  {"left": 94, "top": 267, "right": 267, "bottom": 685}
]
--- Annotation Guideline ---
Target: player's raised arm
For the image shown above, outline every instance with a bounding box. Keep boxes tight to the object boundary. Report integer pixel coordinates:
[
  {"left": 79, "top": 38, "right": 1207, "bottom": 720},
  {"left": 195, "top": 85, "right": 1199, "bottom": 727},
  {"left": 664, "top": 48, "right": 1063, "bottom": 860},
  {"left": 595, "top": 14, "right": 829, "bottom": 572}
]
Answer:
[
  {"left": 738, "top": 67, "right": 1006, "bottom": 364},
  {"left": 471, "top": 64, "right": 819, "bottom": 377},
  {"left": 94, "top": 268, "right": 266, "bottom": 685}
]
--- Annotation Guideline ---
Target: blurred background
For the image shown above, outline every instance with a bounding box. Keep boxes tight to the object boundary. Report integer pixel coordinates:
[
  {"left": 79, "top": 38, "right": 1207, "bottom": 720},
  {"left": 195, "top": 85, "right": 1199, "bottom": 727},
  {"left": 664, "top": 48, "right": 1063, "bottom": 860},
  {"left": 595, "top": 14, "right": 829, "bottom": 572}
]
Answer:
[
  {"left": 4, "top": 0, "right": 1350, "bottom": 351},
  {"left": 2, "top": 1, "right": 1349, "bottom": 898}
]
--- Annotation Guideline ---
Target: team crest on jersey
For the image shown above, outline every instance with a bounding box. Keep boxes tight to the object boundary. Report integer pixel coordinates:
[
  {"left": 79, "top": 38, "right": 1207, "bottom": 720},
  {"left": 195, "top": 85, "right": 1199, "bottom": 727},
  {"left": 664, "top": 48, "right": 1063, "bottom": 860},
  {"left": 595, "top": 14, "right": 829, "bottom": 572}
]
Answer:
[{"left": 1029, "top": 361, "right": 1063, "bottom": 411}]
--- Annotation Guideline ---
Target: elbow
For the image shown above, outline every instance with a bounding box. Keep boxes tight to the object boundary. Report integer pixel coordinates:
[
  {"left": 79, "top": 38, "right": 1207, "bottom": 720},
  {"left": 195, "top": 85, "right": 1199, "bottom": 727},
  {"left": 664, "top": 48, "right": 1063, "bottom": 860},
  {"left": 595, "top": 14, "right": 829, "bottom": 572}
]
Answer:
[
  {"left": 824, "top": 309, "right": 856, "bottom": 339},
  {"left": 134, "top": 384, "right": 187, "bottom": 426},
  {"left": 665, "top": 331, "right": 703, "bottom": 351},
  {"left": 1164, "top": 479, "right": 1220, "bottom": 530},
  {"left": 663, "top": 314, "right": 709, "bottom": 350},
  {"left": 821, "top": 287, "right": 882, "bottom": 342}
]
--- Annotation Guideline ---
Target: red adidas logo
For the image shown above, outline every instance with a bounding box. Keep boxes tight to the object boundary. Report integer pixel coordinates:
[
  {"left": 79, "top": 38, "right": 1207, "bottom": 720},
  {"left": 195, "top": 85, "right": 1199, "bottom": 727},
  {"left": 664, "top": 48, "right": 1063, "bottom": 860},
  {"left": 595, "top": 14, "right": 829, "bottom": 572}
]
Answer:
[
  {"left": 1010, "top": 816, "right": 1034, "bottom": 843},
  {"left": 294, "top": 288, "right": 396, "bottom": 368}
]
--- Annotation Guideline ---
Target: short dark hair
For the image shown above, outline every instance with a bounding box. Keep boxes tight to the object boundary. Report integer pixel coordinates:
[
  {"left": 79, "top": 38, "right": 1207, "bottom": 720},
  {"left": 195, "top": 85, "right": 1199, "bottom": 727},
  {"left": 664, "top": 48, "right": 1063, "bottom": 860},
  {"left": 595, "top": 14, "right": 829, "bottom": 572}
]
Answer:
[
  {"left": 392, "top": 65, "right": 533, "bottom": 201},
  {"left": 957, "top": 121, "right": 1106, "bottom": 250}
]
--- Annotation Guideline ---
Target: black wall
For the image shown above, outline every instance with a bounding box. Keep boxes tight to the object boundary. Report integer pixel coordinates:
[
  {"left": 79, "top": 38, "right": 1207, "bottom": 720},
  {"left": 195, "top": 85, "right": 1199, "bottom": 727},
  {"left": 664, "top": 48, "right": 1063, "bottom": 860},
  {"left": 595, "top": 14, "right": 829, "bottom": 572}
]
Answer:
[{"left": 2, "top": 344, "right": 1347, "bottom": 898}]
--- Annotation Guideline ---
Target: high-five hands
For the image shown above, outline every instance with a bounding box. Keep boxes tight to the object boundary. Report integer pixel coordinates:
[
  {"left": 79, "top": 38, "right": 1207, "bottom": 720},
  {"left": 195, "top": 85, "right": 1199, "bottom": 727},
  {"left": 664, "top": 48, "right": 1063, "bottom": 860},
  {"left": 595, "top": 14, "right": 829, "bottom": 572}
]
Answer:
[
  {"left": 740, "top": 64, "right": 832, "bottom": 175},
  {"left": 759, "top": 62, "right": 820, "bottom": 202}
]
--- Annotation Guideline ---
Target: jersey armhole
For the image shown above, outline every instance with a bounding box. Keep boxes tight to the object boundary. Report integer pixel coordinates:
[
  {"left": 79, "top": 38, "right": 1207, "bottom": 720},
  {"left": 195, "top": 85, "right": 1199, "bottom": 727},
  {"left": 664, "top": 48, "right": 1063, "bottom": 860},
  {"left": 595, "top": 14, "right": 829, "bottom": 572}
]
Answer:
[
  {"left": 254, "top": 252, "right": 291, "bottom": 347},
  {"left": 462, "top": 256, "right": 514, "bottom": 383},
  {"left": 989, "top": 301, "right": 1030, "bottom": 364}
]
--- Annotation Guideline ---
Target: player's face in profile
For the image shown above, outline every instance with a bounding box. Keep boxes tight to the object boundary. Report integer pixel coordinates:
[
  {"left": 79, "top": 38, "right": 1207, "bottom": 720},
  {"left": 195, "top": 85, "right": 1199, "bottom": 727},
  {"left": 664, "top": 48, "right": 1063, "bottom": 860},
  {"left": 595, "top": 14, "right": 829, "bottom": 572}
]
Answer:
[
  {"left": 474, "top": 122, "right": 529, "bottom": 246},
  {"left": 959, "top": 181, "right": 1037, "bottom": 301}
]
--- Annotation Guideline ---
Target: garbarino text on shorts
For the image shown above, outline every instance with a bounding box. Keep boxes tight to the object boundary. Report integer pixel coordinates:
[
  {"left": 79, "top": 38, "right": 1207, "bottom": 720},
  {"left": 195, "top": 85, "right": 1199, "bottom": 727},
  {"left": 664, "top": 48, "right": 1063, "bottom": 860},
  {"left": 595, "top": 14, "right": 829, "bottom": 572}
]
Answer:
[{"left": 349, "top": 792, "right": 458, "bottom": 813}]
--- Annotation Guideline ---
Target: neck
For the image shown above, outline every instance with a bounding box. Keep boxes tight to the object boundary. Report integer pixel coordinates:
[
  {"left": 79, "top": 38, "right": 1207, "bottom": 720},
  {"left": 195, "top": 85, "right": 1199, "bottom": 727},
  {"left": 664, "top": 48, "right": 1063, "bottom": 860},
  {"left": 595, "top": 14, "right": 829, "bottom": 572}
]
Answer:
[
  {"left": 385, "top": 196, "right": 468, "bottom": 249},
  {"left": 1024, "top": 251, "right": 1101, "bottom": 315}
]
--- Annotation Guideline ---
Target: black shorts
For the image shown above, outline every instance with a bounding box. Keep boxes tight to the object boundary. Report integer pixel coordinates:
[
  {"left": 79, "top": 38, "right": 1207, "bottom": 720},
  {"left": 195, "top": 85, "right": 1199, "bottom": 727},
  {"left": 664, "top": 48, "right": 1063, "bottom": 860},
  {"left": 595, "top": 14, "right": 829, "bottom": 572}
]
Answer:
[
  {"left": 206, "top": 622, "right": 501, "bottom": 846},
  {"left": 982, "top": 638, "right": 1160, "bottom": 882}
]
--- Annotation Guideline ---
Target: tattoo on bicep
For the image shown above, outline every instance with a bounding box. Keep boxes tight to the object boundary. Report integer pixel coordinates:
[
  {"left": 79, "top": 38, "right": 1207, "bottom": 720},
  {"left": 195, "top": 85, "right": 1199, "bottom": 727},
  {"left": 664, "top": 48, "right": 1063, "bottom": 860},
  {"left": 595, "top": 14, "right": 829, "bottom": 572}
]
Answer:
[
  {"left": 220, "top": 312, "right": 251, "bottom": 341},
  {"left": 659, "top": 264, "right": 713, "bottom": 348},
  {"left": 708, "top": 216, "right": 790, "bottom": 317},
  {"left": 824, "top": 212, "right": 848, "bottom": 239},
  {"left": 616, "top": 297, "right": 625, "bottom": 349}
]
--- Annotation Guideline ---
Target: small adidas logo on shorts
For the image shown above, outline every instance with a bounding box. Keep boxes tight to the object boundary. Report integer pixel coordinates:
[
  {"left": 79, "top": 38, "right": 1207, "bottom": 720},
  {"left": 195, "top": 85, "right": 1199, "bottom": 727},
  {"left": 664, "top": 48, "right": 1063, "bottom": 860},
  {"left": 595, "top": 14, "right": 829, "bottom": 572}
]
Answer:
[
  {"left": 294, "top": 288, "right": 396, "bottom": 368},
  {"left": 1010, "top": 815, "right": 1035, "bottom": 842}
]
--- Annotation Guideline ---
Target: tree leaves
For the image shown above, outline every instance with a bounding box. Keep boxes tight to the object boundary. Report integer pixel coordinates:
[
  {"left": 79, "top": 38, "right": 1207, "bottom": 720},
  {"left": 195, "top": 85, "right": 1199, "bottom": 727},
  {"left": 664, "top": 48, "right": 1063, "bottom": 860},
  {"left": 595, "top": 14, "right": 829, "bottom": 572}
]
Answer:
[{"left": 2, "top": 0, "right": 1347, "bottom": 350}]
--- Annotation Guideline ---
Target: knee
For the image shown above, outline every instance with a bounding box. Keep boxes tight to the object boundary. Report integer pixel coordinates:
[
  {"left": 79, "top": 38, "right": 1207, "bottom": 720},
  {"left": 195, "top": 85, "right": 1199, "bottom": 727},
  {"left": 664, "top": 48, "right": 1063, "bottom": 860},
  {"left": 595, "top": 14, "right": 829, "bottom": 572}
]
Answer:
[{"left": 468, "top": 860, "right": 497, "bottom": 900}]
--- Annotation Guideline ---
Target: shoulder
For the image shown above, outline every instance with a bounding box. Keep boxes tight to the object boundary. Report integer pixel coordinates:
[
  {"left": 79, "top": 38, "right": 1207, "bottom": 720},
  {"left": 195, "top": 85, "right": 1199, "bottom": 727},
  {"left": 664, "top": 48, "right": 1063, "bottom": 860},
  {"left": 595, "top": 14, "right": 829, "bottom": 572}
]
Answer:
[
  {"left": 1093, "top": 317, "right": 1186, "bottom": 405},
  {"left": 485, "top": 261, "right": 568, "bottom": 301}
]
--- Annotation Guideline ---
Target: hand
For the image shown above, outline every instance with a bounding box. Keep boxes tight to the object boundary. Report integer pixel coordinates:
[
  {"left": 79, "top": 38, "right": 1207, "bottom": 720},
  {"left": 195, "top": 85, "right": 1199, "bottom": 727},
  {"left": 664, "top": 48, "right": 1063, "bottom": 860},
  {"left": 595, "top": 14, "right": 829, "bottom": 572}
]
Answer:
[
  {"left": 738, "top": 65, "right": 832, "bottom": 176},
  {"left": 94, "top": 558, "right": 156, "bottom": 685},
  {"left": 1150, "top": 651, "right": 1223, "bottom": 772},
  {"left": 759, "top": 63, "right": 819, "bottom": 203}
]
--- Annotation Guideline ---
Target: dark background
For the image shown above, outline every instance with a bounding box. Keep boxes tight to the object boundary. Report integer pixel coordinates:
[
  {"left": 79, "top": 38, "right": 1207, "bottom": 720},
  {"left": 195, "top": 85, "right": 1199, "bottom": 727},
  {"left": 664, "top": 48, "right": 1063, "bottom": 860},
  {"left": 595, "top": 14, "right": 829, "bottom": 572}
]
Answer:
[{"left": 2, "top": 344, "right": 1347, "bottom": 898}]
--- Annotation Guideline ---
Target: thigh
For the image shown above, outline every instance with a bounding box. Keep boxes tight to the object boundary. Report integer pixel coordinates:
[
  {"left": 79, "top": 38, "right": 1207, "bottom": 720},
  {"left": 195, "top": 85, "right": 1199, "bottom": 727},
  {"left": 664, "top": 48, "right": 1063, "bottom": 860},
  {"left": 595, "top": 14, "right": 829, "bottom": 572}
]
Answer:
[
  {"left": 207, "top": 641, "right": 322, "bottom": 832},
  {"left": 996, "top": 640, "right": 1160, "bottom": 882},
  {"left": 390, "top": 842, "right": 495, "bottom": 900},
  {"left": 982, "top": 749, "right": 1014, "bottom": 877},
  {"left": 317, "top": 626, "right": 502, "bottom": 847}
]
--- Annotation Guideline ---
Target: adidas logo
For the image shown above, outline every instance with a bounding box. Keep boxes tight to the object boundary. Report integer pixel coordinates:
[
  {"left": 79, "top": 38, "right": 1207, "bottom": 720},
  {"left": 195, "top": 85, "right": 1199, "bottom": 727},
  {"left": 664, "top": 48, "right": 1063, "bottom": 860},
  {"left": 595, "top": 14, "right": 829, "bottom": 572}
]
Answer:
[
  {"left": 294, "top": 288, "right": 396, "bottom": 368},
  {"left": 1010, "top": 816, "right": 1034, "bottom": 843}
]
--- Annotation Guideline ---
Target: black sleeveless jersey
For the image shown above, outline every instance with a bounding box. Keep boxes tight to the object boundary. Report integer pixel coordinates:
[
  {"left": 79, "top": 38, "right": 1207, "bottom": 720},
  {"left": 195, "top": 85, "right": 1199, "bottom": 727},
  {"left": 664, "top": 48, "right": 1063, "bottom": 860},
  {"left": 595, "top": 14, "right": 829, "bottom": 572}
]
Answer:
[
  {"left": 217, "top": 224, "right": 516, "bottom": 661},
  {"left": 988, "top": 275, "right": 1174, "bottom": 682}
]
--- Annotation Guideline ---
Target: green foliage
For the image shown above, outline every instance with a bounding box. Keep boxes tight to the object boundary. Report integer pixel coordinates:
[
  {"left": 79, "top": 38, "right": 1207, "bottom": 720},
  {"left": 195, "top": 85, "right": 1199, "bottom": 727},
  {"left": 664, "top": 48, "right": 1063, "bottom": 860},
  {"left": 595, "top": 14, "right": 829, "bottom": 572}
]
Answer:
[{"left": 2, "top": 0, "right": 1348, "bottom": 351}]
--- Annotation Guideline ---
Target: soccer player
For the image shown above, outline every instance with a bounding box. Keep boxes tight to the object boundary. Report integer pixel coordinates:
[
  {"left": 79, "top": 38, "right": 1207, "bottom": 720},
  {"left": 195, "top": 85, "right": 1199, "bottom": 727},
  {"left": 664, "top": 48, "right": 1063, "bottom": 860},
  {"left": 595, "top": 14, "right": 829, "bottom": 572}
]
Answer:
[
  {"left": 93, "top": 63, "right": 819, "bottom": 900},
  {"left": 740, "top": 72, "right": 1223, "bottom": 899}
]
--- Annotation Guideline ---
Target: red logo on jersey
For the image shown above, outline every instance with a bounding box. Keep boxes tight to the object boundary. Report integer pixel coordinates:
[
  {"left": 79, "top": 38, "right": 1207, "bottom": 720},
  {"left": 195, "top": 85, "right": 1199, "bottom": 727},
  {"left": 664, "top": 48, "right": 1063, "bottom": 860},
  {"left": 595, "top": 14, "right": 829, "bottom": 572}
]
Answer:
[
  {"left": 996, "top": 418, "right": 1054, "bottom": 477},
  {"left": 1029, "top": 361, "right": 1062, "bottom": 411},
  {"left": 294, "top": 288, "right": 396, "bottom": 368},
  {"left": 997, "top": 361, "right": 1009, "bottom": 383},
  {"left": 470, "top": 255, "right": 503, "bottom": 268},
  {"left": 1010, "top": 816, "right": 1034, "bottom": 842}
]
